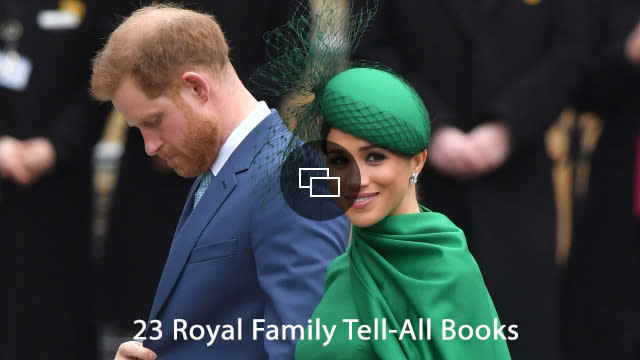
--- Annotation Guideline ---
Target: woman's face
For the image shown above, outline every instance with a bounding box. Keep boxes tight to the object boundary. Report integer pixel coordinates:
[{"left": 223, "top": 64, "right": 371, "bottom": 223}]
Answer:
[{"left": 326, "top": 128, "right": 424, "bottom": 227}]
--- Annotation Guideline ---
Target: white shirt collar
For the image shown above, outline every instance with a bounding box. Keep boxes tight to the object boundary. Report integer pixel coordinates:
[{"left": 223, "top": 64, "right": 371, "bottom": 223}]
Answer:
[{"left": 210, "top": 101, "right": 271, "bottom": 176}]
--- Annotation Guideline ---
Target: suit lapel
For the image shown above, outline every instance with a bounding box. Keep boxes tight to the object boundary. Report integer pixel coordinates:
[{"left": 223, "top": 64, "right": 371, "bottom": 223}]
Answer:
[
  {"left": 173, "top": 180, "right": 199, "bottom": 234},
  {"left": 148, "top": 167, "right": 238, "bottom": 321},
  {"left": 147, "top": 110, "right": 284, "bottom": 321}
]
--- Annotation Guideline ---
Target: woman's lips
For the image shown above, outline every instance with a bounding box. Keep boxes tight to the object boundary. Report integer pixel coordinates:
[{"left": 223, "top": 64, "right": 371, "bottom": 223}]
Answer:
[{"left": 348, "top": 192, "right": 379, "bottom": 209}]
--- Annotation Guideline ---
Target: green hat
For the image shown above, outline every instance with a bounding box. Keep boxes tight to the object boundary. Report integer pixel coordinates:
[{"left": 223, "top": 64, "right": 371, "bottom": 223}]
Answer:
[
  {"left": 319, "top": 67, "right": 430, "bottom": 154},
  {"left": 250, "top": 0, "right": 432, "bottom": 188},
  {"left": 250, "top": 0, "right": 432, "bottom": 208}
]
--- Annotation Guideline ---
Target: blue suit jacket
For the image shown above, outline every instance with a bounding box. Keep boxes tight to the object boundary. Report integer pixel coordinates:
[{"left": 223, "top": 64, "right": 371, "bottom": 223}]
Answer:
[{"left": 143, "top": 110, "right": 349, "bottom": 359}]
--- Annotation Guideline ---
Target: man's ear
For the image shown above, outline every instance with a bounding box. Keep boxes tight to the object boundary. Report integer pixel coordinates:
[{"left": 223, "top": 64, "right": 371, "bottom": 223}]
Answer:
[
  {"left": 411, "top": 149, "right": 428, "bottom": 174},
  {"left": 180, "top": 71, "right": 210, "bottom": 104}
]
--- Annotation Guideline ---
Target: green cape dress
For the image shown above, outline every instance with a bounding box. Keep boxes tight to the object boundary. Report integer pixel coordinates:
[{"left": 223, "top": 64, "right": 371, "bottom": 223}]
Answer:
[{"left": 295, "top": 206, "right": 512, "bottom": 359}]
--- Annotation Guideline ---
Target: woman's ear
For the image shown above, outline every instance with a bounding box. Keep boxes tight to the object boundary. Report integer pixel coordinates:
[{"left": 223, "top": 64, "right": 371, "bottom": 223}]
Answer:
[
  {"left": 410, "top": 149, "right": 428, "bottom": 174},
  {"left": 180, "top": 71, "right": 210, "bottom": 104}
]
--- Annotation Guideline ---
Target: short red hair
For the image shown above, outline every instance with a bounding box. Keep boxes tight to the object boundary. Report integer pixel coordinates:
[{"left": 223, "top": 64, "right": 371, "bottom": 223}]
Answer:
[{"left": 91, "top": 4, "right": 229, "bottom": 100}]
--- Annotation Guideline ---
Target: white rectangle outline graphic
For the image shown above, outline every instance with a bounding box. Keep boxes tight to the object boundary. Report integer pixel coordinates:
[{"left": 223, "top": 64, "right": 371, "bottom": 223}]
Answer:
[
  {"left": 309, "top": 177, "right": 340, "bottom": 197},
  {"left": 298, "top": 168, "right": 340, "bottom": 198},
  {"left": 298, "top": 168, "right": 328, "bottom": 188}
]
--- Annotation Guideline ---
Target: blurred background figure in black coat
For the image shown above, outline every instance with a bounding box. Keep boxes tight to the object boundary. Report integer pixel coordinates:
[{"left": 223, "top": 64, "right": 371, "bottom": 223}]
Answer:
[
  {"left": 354, "top": 0, "right": 588, "bottom": 359},
  {"left": 563, "top": 0, "right": 640, "bottom": 358},
  {"left": 103, "top": 0, "right": 297, "bottom": 336},
  {"left": 0, "top": 1, "right": 116, "bottom": 358}
]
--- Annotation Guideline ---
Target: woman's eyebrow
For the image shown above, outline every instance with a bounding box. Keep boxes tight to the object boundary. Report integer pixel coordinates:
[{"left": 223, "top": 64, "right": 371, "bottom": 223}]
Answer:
[
  {"left": 327, "top": 148, "right": 346, "bottom": 155},
  {"left": 359, "top": 144, "right": 381, "bottom": 151}
]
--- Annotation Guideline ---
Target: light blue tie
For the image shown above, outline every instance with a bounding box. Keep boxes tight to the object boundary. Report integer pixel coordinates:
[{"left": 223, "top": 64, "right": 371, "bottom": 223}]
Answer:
[{"left": 193, "top": 171, "right": 213, "bottom": 209}]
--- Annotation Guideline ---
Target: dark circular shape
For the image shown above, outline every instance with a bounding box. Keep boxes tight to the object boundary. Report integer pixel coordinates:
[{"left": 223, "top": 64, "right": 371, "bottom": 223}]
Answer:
[{"left": 279, "top": 140, "right": 360, "bottom": 221}]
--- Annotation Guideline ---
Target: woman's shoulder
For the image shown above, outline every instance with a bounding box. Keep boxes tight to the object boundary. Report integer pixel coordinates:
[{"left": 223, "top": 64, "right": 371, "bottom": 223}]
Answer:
[{"left": 324, "top": 252, "right": 350, "bottom": 288}]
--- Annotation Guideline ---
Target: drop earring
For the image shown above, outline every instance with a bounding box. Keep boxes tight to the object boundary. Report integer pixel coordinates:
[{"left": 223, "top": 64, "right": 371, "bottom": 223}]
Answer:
[{"left": 409, "top": 171, "right": 418, "bottom": 184}]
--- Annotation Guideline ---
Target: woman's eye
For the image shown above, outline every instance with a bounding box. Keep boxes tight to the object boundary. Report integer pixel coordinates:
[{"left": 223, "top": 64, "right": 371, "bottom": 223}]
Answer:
[
  {"left": 328, "top": 155, "right": 349, "bottom": 167},
  {"left": 366, "top": 152, "right": 386, "bottom": 162}
]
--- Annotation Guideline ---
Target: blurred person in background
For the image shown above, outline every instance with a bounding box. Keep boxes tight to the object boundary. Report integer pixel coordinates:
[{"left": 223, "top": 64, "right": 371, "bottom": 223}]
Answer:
[
  {"left": 0, "top": 0, "right": 116, "bottom": 358},
  {"left": 563, "top": 0, "right": 640, "bottom": 358},
  {"left": 102, "top": 0, "right": 298, "bottom": 336},
  {"left": 354, "top": 0, "right": 588, "bottom": 359}
]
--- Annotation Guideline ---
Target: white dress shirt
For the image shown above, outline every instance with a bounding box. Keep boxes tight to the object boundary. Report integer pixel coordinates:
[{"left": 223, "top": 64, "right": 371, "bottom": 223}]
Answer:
[{"left": 209, "top": 101, "right": 271, "bottom": 176}]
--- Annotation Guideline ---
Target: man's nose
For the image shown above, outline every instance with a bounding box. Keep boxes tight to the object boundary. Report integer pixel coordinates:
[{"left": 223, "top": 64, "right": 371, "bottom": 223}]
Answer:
[{"left": 141, "top": 130, "right": 163, "bottom": 156}]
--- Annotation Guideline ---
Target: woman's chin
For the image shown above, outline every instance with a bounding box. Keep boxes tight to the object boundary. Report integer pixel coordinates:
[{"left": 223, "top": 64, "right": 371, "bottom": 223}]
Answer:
[{"left": 347, "top": 209, "right": 383, "bottom": 228}]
